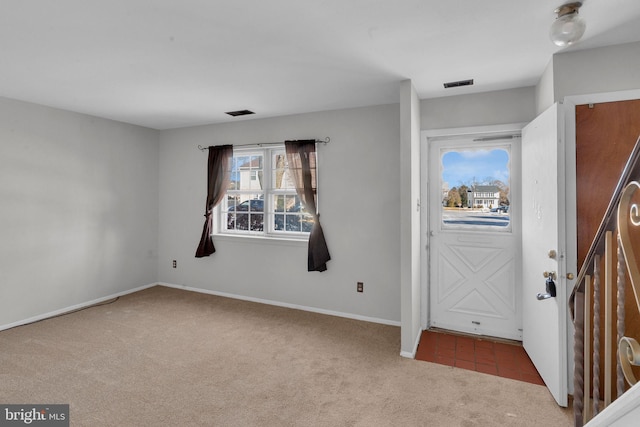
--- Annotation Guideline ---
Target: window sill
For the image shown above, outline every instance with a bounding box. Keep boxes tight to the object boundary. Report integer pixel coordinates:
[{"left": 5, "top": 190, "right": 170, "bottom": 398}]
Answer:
[{"left": 213, "top": 233, "right": 308, "bottom": 247}]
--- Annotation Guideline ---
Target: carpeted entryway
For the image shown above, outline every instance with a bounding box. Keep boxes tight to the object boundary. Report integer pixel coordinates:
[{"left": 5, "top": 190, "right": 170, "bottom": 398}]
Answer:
[{"left": 0, "top": 286, "right": 572, "bottom": 426}]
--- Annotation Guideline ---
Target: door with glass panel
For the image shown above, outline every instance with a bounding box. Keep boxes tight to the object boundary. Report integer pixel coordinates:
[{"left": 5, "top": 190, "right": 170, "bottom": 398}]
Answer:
[{"left": 428, "top": 136, "right": 522, "bottom": 340}]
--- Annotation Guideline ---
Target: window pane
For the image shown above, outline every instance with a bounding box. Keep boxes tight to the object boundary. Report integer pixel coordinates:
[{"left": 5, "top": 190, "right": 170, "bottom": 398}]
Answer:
[
  {"left": 274, "top": 195, "right": 285, "bottom": 212},
  {"left": 285, "top": 195, "right": 298, "bottom": 211},
  {"left": 226, "top": 194, "right": 238, "bottom": 210},
  {"left": 232, "top": 196, "right": 263, "bottom": 212},
  {"left": 235, "top": 213, "right": 249, "bottom": 230},
  {"left": 225, "top": 194, "right": 263, "bottom": 232},
  {"left": 226, "top": 213, "right": 236, "bottom": 230},
  {"left": 250, "top": 214, "right": 264, "bottom": 231},
  {"left": 282, "top": 212, "right": 314, "bottom": 233},
  {"left": 273, "top": 152, "right": 297, "bottom": 190},
  {"left": 273, "top": 154, "right": 287, "bottom": 189},
  {"left": 285, "top": 215, "right": 301, "bottom": 232},
  {"left": 301, "top": 215, "right": 313, "bottom": 232},
  {"left": 274, "top": 213, "right": 285, "bottom": 231},
  {"left": 251, "top": 155, "right": 262, "bottom": 169},
  {"left": 286, "top": 152, "right": 316, "bottom": 189},
  {"left": 235, "top": 155, "right": 263, "bottom": 190},
  {"left": 269, "top": 194, "right": 314, "bottom": 234},
  {"left": 228, "top": 170, "right": 239, "bottom": 191},
  {"left": 440, "top": 148, "right": 510, "bottom": 230}
]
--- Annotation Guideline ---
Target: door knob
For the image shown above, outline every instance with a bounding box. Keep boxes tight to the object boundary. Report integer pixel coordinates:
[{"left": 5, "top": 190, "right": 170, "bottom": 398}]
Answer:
[{"left": 543, "top": 271, "right": 556, "bottom": 280}]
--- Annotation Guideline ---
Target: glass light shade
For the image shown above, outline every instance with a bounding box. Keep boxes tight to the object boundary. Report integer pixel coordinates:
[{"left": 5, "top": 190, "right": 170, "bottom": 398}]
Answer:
[{"left": 550, "top": 12, "right": 586, "bottom": 46}]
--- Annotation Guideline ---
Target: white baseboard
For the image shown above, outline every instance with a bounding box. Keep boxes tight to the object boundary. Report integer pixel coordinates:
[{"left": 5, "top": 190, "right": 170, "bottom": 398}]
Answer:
[
  {"left": 158, "top": 282, "right": 401, "bottom": 327},
  {"left": 1, "top": 282, "right": 402, "bottom": 333},
  {"left": 0, "top": 283, "right": 157, "bottom": 332},
  {"left": 400, "top": 329, "right": 422, "bottom": 359}
]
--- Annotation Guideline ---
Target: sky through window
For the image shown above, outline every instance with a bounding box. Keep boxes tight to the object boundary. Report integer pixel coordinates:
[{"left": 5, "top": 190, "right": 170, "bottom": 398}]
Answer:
[{"left": 442, "top": 149, "right": 509, "bottom": 188}]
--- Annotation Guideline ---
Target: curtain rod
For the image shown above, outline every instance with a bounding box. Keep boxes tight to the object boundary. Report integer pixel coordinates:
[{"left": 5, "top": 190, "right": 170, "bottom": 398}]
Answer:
[{"left": 197, "top": 137, "right": 330, "bottom": 152}]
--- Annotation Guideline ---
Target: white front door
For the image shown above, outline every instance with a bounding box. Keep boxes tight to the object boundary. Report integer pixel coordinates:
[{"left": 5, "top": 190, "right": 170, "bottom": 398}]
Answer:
[
  {"left": 428, "top": 136, "right": 522, "bottom": 340},
  {"left": 521, "top": 103, "right": 568, "bottom": 407}
]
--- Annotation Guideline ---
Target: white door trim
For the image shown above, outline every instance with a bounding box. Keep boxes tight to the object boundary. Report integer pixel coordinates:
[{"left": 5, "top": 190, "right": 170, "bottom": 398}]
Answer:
[{"left": 420, "top": 123, "right": 526, "bottom": 330}]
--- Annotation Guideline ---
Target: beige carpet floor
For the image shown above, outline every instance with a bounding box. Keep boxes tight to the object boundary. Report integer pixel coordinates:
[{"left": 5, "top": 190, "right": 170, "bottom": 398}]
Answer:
[{"left": 0, "top": 286, "right": 572, "bottom": 426}]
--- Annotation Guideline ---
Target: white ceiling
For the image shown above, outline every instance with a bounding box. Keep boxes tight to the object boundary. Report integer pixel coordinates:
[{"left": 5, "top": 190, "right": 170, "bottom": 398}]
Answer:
[{"left": 1, "top": 0, "right": 639, "bottom": 130}]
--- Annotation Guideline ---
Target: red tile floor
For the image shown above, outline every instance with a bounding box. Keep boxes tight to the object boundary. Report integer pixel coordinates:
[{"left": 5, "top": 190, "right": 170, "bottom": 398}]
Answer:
[{"left": 415, "top": 329, "right": 544, "bottom": 385}]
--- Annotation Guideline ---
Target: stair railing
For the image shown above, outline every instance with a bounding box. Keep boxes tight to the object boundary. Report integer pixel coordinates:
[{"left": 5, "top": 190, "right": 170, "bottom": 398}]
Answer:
[{"left": 570, "top": 136, "right": 640, "bottom": 426}]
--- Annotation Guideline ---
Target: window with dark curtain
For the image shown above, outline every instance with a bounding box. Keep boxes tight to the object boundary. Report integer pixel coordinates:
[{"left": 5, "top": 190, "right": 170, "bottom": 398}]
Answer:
[
  {"left": 285, "top": 140, "right": 331, "bottom": 272},
  {"left": 195, "top": 145, "right": 233, "bottom": 258}
]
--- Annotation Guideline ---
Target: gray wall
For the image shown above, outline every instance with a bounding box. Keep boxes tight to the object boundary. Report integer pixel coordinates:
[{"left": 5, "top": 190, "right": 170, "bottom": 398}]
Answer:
[
  {"left": 421, "top": 86, "right": 536, "bottom": 130},
  {"left": 535, "top": 58, "right": 555, "bottom": 115},
  {"left": 158, "top": 104, "right": 402, "bottom": 324},
  {"left": 534, "top": 41, "right": 640, "bottom": 114},
  {"left": 0, "top": 97, "right": 159, "bottom": 327},
  {"left": 553, "top": 41, "right": 640, "bottom": 103}
]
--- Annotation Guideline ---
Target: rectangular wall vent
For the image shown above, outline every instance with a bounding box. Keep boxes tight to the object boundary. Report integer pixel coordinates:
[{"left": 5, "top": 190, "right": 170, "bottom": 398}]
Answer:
[
  {"left": 443, "top": 79, "right": 474, "bottom": 89},
  {"left": 225, "top": 109, "right": 255, "bottom": 117}
]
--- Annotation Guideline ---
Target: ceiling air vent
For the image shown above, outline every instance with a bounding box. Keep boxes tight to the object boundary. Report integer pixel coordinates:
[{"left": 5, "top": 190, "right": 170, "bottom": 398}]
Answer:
[
  {"left": 443, "top": 79, "right": 474, "bottom": 89},
  {"left": 225, "top": 109, "right": 255, "bottom": 117}
]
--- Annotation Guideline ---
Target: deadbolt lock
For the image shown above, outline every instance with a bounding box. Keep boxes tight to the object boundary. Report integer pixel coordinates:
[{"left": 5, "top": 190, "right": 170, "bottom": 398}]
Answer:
[{"left": 548, "top": 250, "right": 557, "bottom": 259}]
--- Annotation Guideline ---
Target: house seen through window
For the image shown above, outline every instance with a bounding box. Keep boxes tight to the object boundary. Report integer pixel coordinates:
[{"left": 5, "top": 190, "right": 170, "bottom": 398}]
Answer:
[
  {"left": 220, "top": 147, "right": 314, "bottom": 237},
  {"left": 440, "top": 147, "right": 511, "bottom": 230}
]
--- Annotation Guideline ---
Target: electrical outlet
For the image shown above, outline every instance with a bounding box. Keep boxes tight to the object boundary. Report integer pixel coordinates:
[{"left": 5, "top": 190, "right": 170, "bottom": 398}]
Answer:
[
  {"left": 357, "top": 282, "right": 363, "bottom": 293},
  {"left": 172, "top": 260, "right": 177, "bottom": 268}
]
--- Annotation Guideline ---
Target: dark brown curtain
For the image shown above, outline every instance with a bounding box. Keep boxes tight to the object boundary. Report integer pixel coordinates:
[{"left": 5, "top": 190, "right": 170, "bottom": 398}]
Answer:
[
  {"left": 285, "top": 140, "right": 331, "bottom": 272},
  {"left": 195, "top": 145, "right": 233, "bottom": 258}
]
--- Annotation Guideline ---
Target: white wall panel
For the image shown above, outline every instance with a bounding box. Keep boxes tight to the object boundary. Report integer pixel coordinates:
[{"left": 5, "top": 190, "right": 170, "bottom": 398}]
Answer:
[{"left": 0, "top": 97, "right": 159, "bottom": 327}]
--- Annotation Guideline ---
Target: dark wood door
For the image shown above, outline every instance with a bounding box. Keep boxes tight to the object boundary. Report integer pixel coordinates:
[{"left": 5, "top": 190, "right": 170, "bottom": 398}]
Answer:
[
  {"left": 576, "top": 99, "right": 640, "bottom": 395},
  {"left": 576, "top": 99, "right": 640, "bottom": 267}
]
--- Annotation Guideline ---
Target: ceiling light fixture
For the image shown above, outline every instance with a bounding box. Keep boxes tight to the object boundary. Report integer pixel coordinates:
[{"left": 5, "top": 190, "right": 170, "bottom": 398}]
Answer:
[{"left": 550, "top": 2, "right": 586, "bottom": 46}]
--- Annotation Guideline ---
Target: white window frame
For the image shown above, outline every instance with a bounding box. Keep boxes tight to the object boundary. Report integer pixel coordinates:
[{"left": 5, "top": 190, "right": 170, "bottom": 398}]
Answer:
[{"left": 217, "top": 146, "right": 312, "bottom": 240}]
